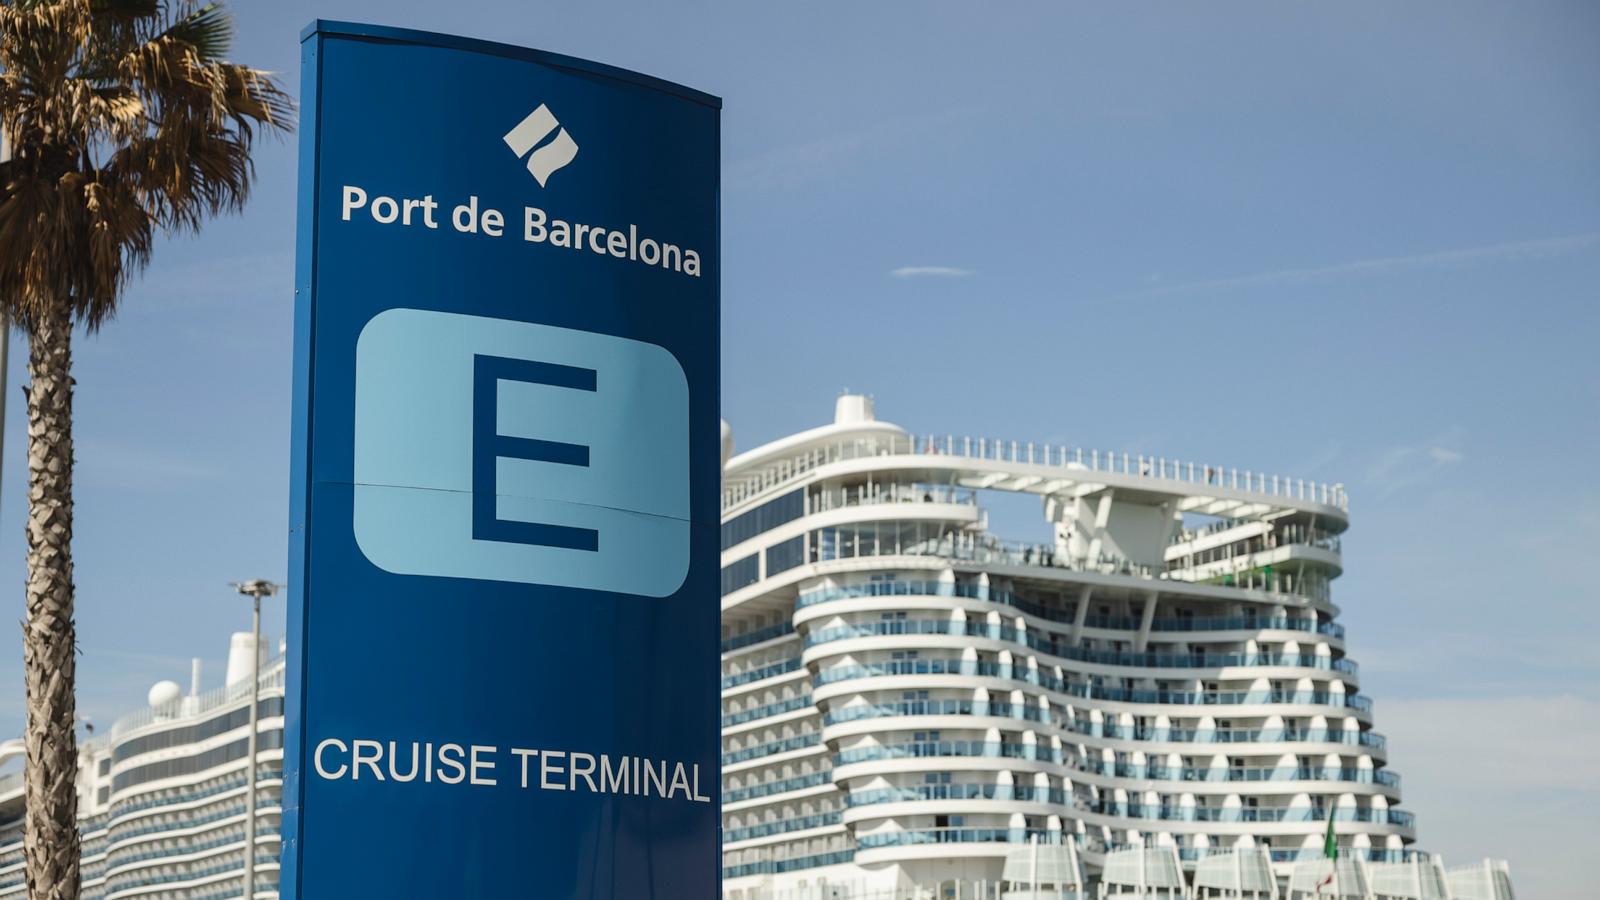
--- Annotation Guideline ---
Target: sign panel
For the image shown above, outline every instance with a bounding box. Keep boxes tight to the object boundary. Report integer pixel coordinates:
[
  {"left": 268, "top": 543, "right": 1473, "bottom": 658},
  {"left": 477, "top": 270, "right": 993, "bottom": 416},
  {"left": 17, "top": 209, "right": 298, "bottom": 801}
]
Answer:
[{"left": 285, "top": 22, "right": 720, "bottom": 898}]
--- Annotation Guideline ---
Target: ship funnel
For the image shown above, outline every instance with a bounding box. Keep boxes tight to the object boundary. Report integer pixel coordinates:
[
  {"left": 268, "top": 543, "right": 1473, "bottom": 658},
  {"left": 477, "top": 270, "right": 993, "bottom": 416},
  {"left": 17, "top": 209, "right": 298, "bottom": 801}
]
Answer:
[
  {"left": 834, "top": 393, "right": 875, "bottom": 424},
  {"left": 225, "top": 632, "right": 258, "bottom": 686}
]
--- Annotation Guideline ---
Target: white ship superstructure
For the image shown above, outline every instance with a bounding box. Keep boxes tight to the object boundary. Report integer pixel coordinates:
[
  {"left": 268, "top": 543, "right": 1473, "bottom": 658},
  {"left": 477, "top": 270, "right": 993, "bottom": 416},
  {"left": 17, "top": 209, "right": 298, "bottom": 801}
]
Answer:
[
  {"left": 0, "top": 636, "right": 283, "bottom": 900},
  {"left": 719, "top": 395, "right": 1514, "bottom": 899}
]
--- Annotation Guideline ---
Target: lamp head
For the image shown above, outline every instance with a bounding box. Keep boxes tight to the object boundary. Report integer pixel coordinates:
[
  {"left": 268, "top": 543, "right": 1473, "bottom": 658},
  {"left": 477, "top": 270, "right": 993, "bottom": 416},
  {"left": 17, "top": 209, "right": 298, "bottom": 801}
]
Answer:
[{"left": 233, "top": 579, "right": 282, "bottom": 599}]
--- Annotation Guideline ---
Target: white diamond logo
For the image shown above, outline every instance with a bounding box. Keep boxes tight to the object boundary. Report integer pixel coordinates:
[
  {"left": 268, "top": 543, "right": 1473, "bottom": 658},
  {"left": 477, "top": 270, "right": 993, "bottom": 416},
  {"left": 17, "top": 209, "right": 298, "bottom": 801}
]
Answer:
[{"left": 502, "top": 103, "right": 579, "bottom": 187}]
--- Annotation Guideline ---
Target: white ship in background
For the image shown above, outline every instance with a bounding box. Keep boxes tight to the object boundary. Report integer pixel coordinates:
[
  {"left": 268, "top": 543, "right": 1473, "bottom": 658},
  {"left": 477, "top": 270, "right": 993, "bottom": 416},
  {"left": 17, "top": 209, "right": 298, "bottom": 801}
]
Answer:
[{"left": 717, "top": 395, "right": 1515, "bottom": 900}]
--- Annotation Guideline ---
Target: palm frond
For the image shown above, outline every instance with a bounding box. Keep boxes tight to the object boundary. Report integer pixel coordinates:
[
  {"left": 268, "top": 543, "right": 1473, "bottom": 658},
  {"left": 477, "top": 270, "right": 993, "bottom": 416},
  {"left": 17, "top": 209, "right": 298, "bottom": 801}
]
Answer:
[
  {"left": 160, "top": 3, "right": 231, "bottom": 60},
  {"left": 0, "top": 0, "right": 290, "bottom": 330}
]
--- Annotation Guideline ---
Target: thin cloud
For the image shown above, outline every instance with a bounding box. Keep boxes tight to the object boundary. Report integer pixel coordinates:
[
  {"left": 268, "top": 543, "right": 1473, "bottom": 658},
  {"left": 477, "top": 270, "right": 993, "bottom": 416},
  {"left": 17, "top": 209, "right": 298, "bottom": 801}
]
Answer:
[
  {"left": 1098, "top": 232, "right": 1600, "bottom": 304},
  {"left": 891, "top": 266, "right": 975, "bottom": 279},
  {"left": 1367, "top": 428, "right": 1466, "bottom": 497}
]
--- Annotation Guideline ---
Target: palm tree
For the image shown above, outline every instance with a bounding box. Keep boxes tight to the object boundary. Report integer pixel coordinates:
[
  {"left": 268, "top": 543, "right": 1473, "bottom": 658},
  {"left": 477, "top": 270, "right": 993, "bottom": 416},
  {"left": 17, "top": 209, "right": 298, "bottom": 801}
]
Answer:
[{"left": 0, "top": 2, "right": 289, "bottom": 896}]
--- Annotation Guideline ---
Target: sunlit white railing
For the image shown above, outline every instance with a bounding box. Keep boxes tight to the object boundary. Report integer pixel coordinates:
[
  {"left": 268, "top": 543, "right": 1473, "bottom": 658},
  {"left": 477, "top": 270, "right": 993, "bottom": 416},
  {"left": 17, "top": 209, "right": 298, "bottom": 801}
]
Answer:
[
  {"left": 724, "top": 433, "right": 1348, "bottom": 512},
  {"left": 109, "top": 661, "right": 286, "bottom": 740},
  {"left": 807, "top": 529, "right": 1333, "bottom": 603}
]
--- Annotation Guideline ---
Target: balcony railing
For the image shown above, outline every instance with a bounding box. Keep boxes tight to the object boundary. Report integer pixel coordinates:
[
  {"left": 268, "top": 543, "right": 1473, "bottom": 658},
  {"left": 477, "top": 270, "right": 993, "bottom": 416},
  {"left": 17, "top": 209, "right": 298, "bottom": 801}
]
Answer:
[
  {"left": 1078, "top": 722, "right": 1386, "bottom": 750},
  {"left": 722, "top": 695, "right": 811, "bottom": 728},
  {"left": 103, "top": 852, "right": 279, "bottom": 892},
  {"left": 814, "top": 659, "right": 1370, "bottom": 712},
  {"left": 722, "top": 848, "right": 855, "bottom": 879},
  {"left": 110, "top": 767, "right": 280, "bottom": 819},
  {"left": 797, "top": 579, "right": 1343, "bottom": 637},
  {"left": 848, "top": 783, "right": 1071, "bottom": 807},
  {"left": 722, "top": 658, "right": 802, "bottom": 690},
  {"left": 816, "top": 700, "right": 1382, "bottom": 748},
  {"left": 722, "top": 732, "right": 821, "bottom": 766},
  {"left": 106, "top": 802, "right": 281, "bottom": 845},
  {"left": 808, "top": 483, "right": 978, "bottom": 514},
  {"left": 805, "top": 619, "right": 1356, "bottom": 674},
  {"left": 1089, "top": 802, "right": 1414, "bottom": 827},
  {"left": 723, "top": 770, "right": 832, "bottom": 804},
  {"left": 1171, "top": 521, "right": 1341, "bottom": 553},
  {"left": 723, "top": 810, "right": 842, "bottom": 843},
  {"left": 855, "top": 826, "right": 1063, "bottom": 850},
  {"left": 722, "top": 621, "right": 796, "bottom": 654},
  {"left": 724, "top": 433, "right": 1347, "bottom": 512},
  {"left": 105, "top": 827, "right": 281, "bottom": 873},
  {"left": 851, "top": 786, "right": 1392, "bottom": 818},
  {"left": 1269, "top": 848, "right": 1424, "bottom": 863},
  {"left": 835, "top": 740, "right": 1057, "bottom": 767},
  {"left": 825, "top": 699, "right": 1049, "bottom": 726},
  {"left": 812, "top": 529, "right": 1339, "bottom": 598},
  {"left": 110, "top": 662, "right": 286, "bottom": 739},
  {"left": 828, "top": 744, "right": 1395, "bottom": 788},
  {"left": 1068, "top": 758, "right": 1399, "bottom": 787}
]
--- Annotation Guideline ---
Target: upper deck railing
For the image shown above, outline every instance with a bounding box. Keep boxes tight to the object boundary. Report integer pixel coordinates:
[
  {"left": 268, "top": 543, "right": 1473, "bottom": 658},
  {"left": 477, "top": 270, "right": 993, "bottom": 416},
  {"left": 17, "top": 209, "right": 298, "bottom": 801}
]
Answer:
[
  {"left": 724, "top": 434, "right": 1348, "bottom": 513},
  {"left": 109, "top": 660, "right": 286, "bottom": 740}
]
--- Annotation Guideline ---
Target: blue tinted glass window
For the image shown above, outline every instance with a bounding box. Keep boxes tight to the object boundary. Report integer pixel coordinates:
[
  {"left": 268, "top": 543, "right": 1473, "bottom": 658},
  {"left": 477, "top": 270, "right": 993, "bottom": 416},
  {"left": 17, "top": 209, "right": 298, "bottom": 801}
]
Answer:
[
  {"left": 764, "top": 536, "right": 805, "bottom": 577},
  {"left": 720, "top": 555, "right": 759, "bottom": 596},
  {"left": 721, "top": 489, "right": 803, "bottom": 550}
]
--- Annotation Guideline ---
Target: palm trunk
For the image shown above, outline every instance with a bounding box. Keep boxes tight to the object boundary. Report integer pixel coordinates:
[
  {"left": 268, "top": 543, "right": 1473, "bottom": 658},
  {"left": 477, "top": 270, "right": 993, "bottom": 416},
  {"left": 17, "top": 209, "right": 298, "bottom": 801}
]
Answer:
[{"left": 22, "top": 300, "right": 78, "bottom": 900}]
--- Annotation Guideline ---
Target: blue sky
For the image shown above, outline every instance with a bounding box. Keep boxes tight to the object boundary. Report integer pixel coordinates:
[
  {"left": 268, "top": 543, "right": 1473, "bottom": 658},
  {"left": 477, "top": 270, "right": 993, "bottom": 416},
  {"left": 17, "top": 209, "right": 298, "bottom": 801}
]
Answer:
[{"left": 0, "top": 1, "right": 1594, "bottom": 895}]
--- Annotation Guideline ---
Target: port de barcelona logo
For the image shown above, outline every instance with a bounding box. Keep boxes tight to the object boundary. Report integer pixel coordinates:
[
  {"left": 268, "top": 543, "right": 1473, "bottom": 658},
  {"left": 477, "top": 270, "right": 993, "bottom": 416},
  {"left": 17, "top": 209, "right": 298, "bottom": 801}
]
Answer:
[{"left": 502, "top": 102, "right": 579, "bottom": 187}]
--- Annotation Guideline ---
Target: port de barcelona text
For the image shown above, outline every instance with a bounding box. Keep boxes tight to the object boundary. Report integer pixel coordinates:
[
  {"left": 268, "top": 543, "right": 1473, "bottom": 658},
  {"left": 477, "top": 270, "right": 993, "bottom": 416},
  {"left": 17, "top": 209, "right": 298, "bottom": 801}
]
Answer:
[
  {"left": 338, "top": 185, "right": 703, "bottom": 278},
  {"left": 311, "top": 738, "right": 712, "bottom": 804}
]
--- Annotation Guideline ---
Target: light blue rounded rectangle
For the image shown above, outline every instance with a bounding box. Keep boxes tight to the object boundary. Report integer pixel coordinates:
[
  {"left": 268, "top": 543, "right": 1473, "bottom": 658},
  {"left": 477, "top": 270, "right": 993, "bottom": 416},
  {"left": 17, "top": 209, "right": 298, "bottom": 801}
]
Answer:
[{"left": 353, "top": 307, "right": 690, "bottom": 596}]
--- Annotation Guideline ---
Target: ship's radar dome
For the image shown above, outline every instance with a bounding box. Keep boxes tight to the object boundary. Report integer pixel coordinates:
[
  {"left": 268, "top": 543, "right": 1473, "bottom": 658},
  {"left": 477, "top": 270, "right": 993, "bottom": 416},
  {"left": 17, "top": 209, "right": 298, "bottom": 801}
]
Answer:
[{"left": 147, "top": 680, "right": 182, "bottom": 708}]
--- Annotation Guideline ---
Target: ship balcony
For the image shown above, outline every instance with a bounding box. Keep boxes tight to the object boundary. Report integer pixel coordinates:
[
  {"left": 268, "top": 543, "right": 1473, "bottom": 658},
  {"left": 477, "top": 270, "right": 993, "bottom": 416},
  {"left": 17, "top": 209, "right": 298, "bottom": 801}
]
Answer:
[
  {"left": 795, "top": 577, "right": 1344, "bottom": 642},
  {"left": 802, "top": 621, "right": 1356, "bottom": 680},
  {"left": 851, "top": 825, "right": 1060, "bottom": 866},
  {"left": 808, "top": 660, "right": 1369, "bottom": 716}
]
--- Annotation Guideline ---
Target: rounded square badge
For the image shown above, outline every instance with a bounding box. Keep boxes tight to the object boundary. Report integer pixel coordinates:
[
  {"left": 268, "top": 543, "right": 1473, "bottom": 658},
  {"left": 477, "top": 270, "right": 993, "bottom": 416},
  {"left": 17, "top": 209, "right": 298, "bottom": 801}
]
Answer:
[{"left": 352, "top": 308, "right": 690, "bottom": 597}]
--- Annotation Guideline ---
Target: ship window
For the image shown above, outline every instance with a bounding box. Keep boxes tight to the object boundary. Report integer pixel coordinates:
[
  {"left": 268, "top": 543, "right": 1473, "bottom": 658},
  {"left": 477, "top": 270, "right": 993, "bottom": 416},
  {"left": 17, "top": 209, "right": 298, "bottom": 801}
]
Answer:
[
  {"left": 721, "top": 489, "right": 804, "bottom": 550},
  {"left": 720, "top": 555, "right": 759, "bottom": 596},
  {"left": 113, "top": 729, "right": 284, "bottom": 792},
  {"left": 113, "top": 697, "right": 286, "bottom": 763},
  {"left": 765, "top": 536, "right": 805, "bottom": 578}
]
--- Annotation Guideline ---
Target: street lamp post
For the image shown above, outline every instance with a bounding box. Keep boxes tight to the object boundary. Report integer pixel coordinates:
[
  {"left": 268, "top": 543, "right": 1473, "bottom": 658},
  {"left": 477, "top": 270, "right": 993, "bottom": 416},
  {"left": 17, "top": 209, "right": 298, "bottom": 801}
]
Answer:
[{"left": 232, "top": 579, "right": 281, "bottom": 900}]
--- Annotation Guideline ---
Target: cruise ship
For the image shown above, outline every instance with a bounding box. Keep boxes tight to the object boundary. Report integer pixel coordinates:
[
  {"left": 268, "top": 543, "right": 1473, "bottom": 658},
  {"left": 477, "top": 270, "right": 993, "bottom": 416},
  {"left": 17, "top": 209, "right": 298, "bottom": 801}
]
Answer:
[
  {"left": 719, "top": 395, "right": 1516, "bottom": 900},
  {"left": 0, "top": 635, "right": 283, "bottom": 899}
]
